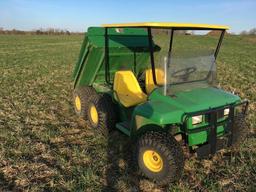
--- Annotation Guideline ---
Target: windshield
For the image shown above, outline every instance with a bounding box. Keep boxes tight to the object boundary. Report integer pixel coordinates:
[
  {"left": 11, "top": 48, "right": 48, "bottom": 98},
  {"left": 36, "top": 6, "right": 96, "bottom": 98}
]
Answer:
[{"left": 152, "top": 29, "right": 223, "bottom": 95}]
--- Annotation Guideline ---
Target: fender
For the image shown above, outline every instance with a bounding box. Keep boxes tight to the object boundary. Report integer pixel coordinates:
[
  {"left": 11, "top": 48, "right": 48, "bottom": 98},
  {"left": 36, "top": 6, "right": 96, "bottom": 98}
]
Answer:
[{"left": 130, "top": 100, "right": 184, "bottom": 136}]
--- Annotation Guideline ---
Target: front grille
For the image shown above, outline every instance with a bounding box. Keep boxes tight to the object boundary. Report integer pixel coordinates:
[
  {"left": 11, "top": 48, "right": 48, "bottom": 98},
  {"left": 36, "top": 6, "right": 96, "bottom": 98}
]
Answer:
[
  {"left": 217, "top": 110, "right": 224, "bottom": 119},
  {"left": 204, "top": 109, "right": 225, "bottom": 124}
]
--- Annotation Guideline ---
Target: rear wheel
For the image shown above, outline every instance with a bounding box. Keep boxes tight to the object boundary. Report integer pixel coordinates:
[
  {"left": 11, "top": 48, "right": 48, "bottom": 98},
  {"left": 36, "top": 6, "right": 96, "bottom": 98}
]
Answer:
[
  {"left": 135, "top": 131, "right": 184, "bottom": 186},
  {"left": 87, "top": 94, "right": 117, "bottom": 136},
  {"left": 73, "top": 86, "right": 97, "bottom": 120}
]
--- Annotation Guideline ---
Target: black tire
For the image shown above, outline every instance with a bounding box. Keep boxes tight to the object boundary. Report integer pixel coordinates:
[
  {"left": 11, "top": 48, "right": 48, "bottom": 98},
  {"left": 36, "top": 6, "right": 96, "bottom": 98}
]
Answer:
[
  {"left": 231, "top": 113, "right": 248, "bottom": 147},
  {"left": 73, "top": 86, "right": 97, "bottom": 120},
  {"left": 135, "top": 131, "right": 184, "bottom": 186},
  {"left": 87, "top": 93, "right": 117, "bottom": 136}
]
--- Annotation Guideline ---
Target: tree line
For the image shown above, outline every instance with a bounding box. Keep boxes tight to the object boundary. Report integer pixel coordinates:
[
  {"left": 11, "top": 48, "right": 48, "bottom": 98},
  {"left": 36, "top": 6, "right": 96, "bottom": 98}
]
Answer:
[
  {"left": 0, "top": 27, "right": 84, "bottom": 35},
  {"left": 0, "top": 27, "right": 255, "bottom": 35},
  {"left": 240, "top": 28, "right": 256, "bottom": 35}
]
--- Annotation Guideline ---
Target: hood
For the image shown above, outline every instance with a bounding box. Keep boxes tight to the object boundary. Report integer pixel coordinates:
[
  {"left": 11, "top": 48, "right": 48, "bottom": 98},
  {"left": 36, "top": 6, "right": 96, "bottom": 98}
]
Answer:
[
  {"left": 135, "top": 87, "right": 240, "bottom": 125},
  {"left": 150, "top": 87, "right": 240, "bottom": 113}
]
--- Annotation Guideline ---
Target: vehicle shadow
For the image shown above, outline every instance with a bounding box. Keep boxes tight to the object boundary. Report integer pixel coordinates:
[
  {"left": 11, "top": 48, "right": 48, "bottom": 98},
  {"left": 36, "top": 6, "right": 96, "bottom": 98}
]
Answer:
[
  {"left": 101, "top": 131, "right": 140, "bottom": 191},
  {"left": 0, "top": 171, "right": 16, "bottom": 191},
  {"left": 186, "top": 134, "right": 256, "bottom": 191}
]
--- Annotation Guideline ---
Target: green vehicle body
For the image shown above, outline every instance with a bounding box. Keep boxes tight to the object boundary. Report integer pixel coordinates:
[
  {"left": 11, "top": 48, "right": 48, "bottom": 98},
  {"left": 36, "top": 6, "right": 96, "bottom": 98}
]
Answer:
[{"left": 72, "top": 26, "right": 247, "bottom": 148}]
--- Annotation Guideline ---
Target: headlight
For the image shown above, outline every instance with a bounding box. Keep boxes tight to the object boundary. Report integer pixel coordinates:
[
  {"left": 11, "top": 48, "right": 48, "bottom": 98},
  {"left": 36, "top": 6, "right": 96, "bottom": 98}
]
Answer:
[
  {"left": 224, "top": 108, "right": 230, "bottom": 116},
  {"left": 192, "top": 115, "right": 203, "bottom": 125}
]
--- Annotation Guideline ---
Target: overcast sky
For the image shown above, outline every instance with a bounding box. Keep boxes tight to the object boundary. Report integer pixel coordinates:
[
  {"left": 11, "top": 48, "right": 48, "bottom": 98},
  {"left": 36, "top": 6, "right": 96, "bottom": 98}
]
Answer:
[{"left": 0, "top": 0, "right": 255, "bottom": 33}]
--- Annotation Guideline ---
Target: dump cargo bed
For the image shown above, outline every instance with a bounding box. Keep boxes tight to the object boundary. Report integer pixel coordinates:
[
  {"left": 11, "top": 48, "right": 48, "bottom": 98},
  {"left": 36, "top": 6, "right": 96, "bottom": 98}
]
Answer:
[{"left": 73, "top": 27, "right": 152, "bottom": 89}]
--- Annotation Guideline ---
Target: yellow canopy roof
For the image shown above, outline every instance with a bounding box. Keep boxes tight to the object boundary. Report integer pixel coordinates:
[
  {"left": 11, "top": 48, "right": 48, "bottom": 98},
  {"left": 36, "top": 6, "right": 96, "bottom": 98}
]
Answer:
[{"left": 102, "top": 22, "right": 229, "bottom": 30}]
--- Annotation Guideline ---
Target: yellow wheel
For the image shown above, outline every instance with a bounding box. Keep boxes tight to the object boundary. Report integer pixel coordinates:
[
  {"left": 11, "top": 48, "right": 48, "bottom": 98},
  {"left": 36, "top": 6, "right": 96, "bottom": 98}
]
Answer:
[
  {"left": 73, "top": 86, "right": 97, "bottom": 120},
  {"left": 75, "top": 96, "right": 81, "bottom": 112},
  {"left": 87, "top": 94, "right": 117, "bottom": 136},
  {"left": 89, "top": 104, "right": 98, "bottom": 125},
  {"left": 143, "top": 150, "right": 163, "bottom": 172},
  {"left": 137, "top": 132, "right": 184, "bottom": 186}
]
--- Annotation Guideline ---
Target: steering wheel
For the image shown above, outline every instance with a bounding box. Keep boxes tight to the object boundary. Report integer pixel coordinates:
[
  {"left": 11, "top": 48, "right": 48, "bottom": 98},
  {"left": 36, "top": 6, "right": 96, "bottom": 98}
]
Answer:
[{"left": 171, "top": 67, "right": 197, "bottom": 80}]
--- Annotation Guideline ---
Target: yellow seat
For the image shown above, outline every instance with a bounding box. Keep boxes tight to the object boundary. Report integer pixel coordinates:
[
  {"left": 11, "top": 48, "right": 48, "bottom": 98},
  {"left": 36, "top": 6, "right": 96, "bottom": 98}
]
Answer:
[
  {"left": 145, "top": 68, "right": 165, "bottom": 94},
  {"left": 113, "top": 71, "right": 147, "bottom": 107}
]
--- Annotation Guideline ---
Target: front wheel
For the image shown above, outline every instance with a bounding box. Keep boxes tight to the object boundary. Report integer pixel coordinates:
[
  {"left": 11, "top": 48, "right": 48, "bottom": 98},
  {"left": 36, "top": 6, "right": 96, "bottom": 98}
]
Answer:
[{"left": 135, "top": 131, "right": 184, "bottom": 186}]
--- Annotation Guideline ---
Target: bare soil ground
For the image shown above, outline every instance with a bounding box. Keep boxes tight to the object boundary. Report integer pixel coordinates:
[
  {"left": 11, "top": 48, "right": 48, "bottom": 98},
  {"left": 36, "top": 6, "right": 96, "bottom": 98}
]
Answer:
[{"left": 0, "top": 34, "right": 255, "bottom": 191}]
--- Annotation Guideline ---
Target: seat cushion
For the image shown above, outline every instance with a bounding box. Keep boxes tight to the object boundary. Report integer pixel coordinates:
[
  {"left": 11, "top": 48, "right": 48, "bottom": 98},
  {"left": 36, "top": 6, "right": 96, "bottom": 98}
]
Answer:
[
  {"left": 114, "top": 71, "right": 147, "bottom": 107},
  {"left": 145, "top": 68, "right": 165, "bottom": 94}
]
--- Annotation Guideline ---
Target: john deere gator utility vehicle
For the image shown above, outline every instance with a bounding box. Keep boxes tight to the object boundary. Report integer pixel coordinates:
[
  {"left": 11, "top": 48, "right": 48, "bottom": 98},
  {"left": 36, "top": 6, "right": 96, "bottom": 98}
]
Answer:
[{"left": 72, "top": 22, "right": 248, "bottom": 185}]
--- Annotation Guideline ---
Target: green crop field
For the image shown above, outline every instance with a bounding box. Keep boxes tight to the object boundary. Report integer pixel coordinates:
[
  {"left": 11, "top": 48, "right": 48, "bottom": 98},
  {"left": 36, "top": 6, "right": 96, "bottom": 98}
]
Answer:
[{"left": 0, "top": 34, "right": 255, "bottom": 191}]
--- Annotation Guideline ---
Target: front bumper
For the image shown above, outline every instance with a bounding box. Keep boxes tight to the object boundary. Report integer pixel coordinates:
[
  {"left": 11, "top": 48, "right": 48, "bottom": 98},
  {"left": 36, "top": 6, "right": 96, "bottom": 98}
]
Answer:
[{"left": 182, "top": 100, "right": 249, "bottom": 156}]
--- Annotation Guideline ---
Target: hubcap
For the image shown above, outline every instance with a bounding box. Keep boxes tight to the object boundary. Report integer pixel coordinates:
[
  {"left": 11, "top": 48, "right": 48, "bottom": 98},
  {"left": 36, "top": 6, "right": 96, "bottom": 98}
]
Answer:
[
  {"left": 75, "top": 96, "right": 81, "bottom": 111},
  {"left": 89, "top": 104, "right": 98, "bottom": 125},
  {"left": 143, "top": 150, "right": 163, "bottom": 172}
]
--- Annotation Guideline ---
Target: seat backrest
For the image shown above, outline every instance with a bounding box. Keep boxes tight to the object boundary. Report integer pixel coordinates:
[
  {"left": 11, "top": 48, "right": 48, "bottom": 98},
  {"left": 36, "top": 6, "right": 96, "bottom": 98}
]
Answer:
[
  {"left": 145, "top": 68, "right": 165, "bottom": 94},
  {"left": 113, "top": 71, "right": 147, "bottom": 107}
]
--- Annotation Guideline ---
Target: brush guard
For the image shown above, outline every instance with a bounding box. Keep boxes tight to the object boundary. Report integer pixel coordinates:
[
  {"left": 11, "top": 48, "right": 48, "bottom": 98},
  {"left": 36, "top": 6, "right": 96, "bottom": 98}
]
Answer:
[{"left": 183, "top": 100, "right": 249, "bottom": 157}]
